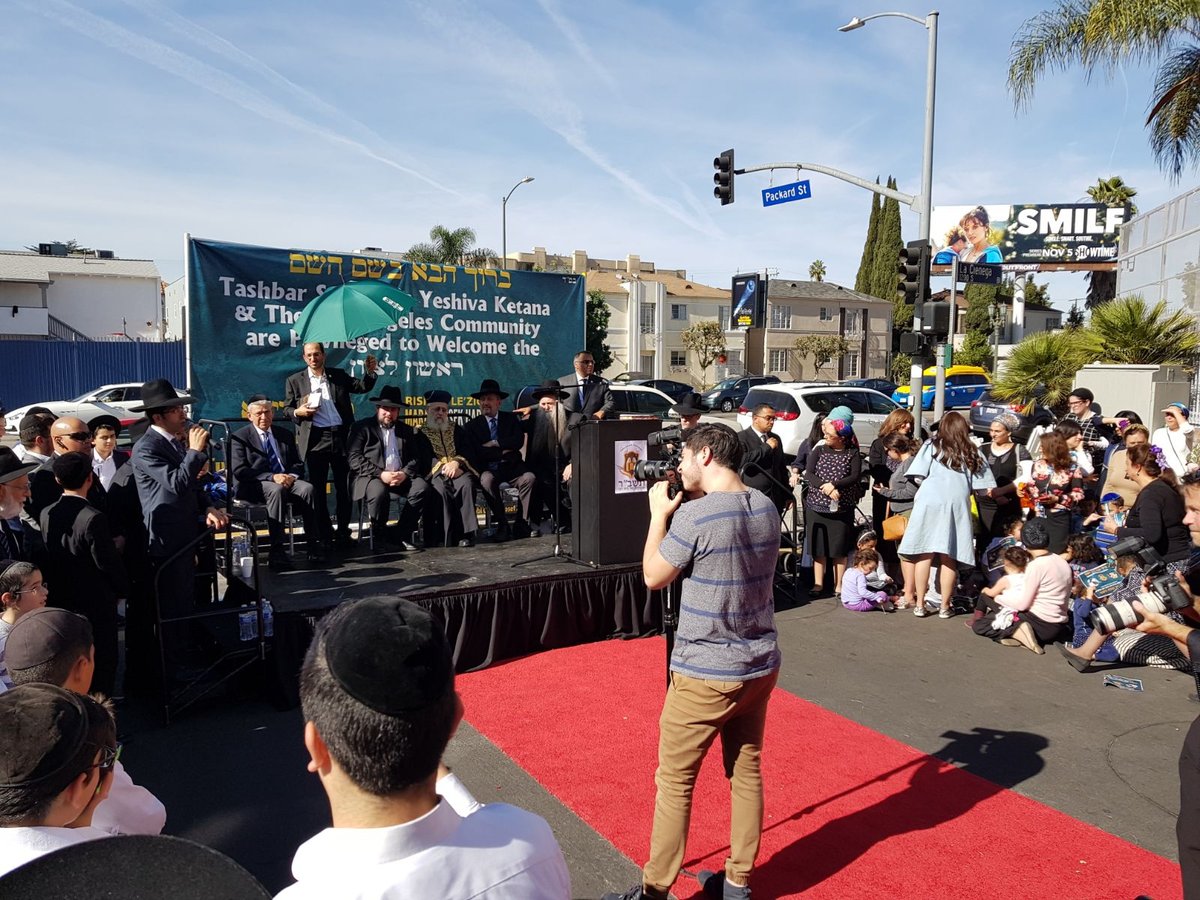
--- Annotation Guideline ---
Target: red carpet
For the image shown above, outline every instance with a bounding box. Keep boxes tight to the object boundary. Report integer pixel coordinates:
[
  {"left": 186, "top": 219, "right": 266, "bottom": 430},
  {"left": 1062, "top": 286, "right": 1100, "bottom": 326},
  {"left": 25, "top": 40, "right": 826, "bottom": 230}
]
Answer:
[{"left": 459, "top": 637, "right": 1182, "bottom": 899}]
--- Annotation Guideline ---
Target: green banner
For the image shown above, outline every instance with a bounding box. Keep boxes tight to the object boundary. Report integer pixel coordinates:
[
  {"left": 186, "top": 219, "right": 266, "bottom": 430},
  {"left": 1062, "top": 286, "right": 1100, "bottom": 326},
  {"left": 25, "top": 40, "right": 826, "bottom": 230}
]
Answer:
[{"left": 187, "top": 237, "right": 585, "bottom": 420}]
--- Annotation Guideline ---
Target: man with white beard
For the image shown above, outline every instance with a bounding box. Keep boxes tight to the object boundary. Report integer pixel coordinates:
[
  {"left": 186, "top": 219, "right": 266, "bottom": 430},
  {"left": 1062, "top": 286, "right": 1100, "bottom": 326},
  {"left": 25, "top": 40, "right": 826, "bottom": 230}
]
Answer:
[
  {"left": 415, "top": 391, "right": 480, "bottom": 548},
  {"left": 523, "top": 380, "right": 572, "bottom": 535}
]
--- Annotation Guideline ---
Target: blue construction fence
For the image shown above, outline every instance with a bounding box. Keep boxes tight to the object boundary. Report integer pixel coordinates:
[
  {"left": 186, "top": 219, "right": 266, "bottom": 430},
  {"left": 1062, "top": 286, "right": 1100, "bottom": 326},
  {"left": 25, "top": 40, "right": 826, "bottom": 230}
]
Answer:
[{"left": 0, "top": 341, "right": 186, "bottom": 410}]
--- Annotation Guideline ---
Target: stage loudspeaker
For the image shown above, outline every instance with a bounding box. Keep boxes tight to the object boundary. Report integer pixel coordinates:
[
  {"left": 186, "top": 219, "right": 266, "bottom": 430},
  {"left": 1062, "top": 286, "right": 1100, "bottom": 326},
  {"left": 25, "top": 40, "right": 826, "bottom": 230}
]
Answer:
[{"left": 570, "top": 418, "right": 660, "bottom": 566}]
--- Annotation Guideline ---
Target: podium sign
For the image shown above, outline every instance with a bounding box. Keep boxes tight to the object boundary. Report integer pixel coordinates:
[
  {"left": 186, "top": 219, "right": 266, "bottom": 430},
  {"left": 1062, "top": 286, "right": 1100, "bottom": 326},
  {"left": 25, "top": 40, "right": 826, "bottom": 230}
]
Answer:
[{"left": 570, "top": 419, "right": 661, "bottom": 566}]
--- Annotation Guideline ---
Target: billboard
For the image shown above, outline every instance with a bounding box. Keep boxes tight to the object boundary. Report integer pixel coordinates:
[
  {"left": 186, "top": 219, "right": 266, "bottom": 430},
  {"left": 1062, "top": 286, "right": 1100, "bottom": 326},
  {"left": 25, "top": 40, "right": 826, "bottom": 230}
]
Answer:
[
  {"left": 186, "top": 237, "right": 585, "bottom": 421},
  {"left": 731, "top": 273, "right": 766, "bottom": 329},
  {"left": 929, "top": 203, "right": 1129, "bottom": 268}
]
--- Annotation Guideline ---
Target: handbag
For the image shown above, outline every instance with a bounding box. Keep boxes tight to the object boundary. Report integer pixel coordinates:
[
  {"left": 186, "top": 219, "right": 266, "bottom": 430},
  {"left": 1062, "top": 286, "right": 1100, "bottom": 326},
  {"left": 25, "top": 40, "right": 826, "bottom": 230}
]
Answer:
[{"left": 882, "top": 502, "right": 907, "bottom": 541}]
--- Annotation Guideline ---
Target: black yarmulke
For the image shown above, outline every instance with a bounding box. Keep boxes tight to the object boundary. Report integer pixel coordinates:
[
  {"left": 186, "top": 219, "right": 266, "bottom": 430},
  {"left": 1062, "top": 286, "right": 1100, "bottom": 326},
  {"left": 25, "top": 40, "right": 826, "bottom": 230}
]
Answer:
[
  {"left": 323, "top": 598, "right": 452, "bottom": 715},
  {"left": 0, "top": 684, "right": 89, "bottom": 787}
]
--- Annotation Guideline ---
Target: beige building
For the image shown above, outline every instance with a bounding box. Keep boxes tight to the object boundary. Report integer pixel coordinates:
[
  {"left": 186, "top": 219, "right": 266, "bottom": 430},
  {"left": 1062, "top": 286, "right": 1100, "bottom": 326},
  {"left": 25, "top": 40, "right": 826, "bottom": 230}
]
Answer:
[{"left": 506, "top": 249, "right": 894, "bottom": 385}]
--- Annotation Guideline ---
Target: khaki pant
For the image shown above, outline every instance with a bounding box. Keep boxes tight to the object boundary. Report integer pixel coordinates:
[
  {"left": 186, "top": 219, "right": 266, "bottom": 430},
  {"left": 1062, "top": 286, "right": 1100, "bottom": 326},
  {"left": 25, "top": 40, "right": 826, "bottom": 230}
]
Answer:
[{"left": 643, "top": 668, "right": 779, "bottom": 895}]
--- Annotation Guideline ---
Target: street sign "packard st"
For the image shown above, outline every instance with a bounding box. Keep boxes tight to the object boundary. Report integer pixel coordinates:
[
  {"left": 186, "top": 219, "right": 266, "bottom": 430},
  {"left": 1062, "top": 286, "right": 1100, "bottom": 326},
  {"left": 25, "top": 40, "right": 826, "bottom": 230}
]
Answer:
[{"left": 761, "top": 180, "right": 811, "bottom": 207}]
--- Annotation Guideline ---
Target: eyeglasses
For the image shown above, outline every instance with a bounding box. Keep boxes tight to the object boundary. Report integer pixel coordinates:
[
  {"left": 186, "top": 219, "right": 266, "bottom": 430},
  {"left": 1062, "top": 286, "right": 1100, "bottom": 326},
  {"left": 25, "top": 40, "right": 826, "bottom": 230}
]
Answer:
[
  {"left": 13, "top": 582, "right": 49, "bottom": 596},
  {"left": 62, "top": 432, "right": 91, "bottom": 442},
  {"left": 578, "top": 360, "right": 595, "bottom": 366},
  {"left": 87, "top": 743, "right": 122, "bottom": 780},
  {"left": 755, "top": 415, "right": 776, "bottom": 422}
]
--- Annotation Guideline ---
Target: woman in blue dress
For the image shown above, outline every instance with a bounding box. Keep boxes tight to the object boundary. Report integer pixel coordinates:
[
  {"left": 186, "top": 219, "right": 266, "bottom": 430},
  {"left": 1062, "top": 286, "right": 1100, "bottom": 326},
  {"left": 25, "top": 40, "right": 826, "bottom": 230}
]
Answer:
[{"left": 898, "top": 412, "right": 996, "bottom": 618}]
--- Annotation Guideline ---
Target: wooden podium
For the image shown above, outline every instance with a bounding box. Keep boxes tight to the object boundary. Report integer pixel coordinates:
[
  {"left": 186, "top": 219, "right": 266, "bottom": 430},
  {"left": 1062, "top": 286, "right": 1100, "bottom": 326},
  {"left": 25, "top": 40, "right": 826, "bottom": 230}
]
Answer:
[{"left": 570, "top": 418, "right": 661, "bottom": 566}]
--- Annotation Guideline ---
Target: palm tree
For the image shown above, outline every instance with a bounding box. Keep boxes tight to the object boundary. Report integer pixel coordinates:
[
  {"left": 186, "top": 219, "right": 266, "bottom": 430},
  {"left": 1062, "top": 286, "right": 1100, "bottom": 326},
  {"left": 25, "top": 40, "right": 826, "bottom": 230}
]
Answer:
[
  {"left": 991, "top": 330, "right": 1092, "bottom": 413},
  {"left": 406, "top": 226, "right": 496, "bottom": 266},
  {"left": 1084, "top": 176, "right": 1139, "bottom": 307},
  {"left": 809, "top": 259, "right": 827, "bottom": 282},
  {"left": 1009, "top": 3, "right": 1200, "bottom": 179},
  {"left": 1079, "top": 294, "right": 1200, "bottom": 364}
]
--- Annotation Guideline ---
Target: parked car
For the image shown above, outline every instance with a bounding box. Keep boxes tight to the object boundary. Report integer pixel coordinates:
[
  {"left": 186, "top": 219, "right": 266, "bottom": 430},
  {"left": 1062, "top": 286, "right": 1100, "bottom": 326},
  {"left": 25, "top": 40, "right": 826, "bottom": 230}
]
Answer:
[
  {"left": 625, "top": 379, "right": 694, "bottom": 402},
  {"left": 4, "top": 382, "right": 155, "bottom": 434},
  {"left": 842, "top": 377, "right": 897, "bottom": 397},
  {"left": 968, "top": 391, "right": 1056, "bottom": 444},
  {"left": 891, "top": 365, "right": 991, "bottom": 411},
  {"left": 736, "top": 384, "right": 900, "bottom": 457},
  {"left": 512, "top": 383, "right": 679, "bottom": 420},
  {"left": 701, "top": 375, "right": 781, "bottom": 412}
]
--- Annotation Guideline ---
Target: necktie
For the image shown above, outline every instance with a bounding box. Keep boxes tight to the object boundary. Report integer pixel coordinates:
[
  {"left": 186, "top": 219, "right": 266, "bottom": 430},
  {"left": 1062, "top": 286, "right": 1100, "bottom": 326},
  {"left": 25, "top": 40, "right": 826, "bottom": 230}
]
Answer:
[
  {"left": 578, "top": 381, "right": 586, "bottom": 406},
  {"left": 0, "top": 520, "right": 20, "bottom": 560},
  {"left": 384, "top": 428, "right": 401, "bottom": 471},
  {"left": 262, "top": 432, "right": 284, "bottom": 474},
  {"left": 762, "top": 433, "right": 768, "bottom": 444},
  {"left": 488, "top": 417, "right": 499, "bottom": 441}
]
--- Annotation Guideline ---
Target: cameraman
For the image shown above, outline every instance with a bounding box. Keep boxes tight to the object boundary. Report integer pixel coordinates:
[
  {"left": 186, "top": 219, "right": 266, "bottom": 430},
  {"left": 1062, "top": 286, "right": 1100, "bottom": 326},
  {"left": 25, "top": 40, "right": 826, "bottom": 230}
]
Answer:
[
  {"left": 607, "top": 423, "right": 781, "bottom": 900},
  {"left": 1130, "top": 470, "right": 1200, "bottom": 898}
]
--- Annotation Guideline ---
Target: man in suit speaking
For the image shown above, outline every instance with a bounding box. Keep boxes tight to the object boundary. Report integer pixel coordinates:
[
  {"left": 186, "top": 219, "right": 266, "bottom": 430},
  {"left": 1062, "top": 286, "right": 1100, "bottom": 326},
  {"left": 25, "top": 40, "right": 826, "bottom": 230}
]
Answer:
[{"left": 559, "top": 350, "right": 614, "bottom": 425}]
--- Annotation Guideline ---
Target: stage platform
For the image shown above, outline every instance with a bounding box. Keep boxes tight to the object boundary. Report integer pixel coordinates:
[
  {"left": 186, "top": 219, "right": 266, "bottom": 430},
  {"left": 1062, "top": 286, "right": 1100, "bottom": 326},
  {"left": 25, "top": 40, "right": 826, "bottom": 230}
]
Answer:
[{"left": 257, "top": 533, "right": 663, "bottom": 688}]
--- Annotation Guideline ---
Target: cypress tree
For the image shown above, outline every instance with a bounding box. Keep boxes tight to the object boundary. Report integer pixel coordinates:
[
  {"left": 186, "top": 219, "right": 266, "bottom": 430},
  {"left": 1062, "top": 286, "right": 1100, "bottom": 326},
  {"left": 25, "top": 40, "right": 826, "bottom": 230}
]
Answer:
[
  {"left": 871, "top": 177, "right": 902, "bottom": 301},
  {"left": 854, "top": 180, "right": 881, "bottom": 294}
]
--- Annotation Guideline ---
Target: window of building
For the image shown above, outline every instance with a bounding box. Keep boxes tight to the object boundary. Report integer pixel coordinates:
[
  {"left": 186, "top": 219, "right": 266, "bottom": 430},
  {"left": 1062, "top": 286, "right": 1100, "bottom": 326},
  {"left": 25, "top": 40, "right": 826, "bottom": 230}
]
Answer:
[
  {"left": 718, "top": 305, "right": 730, "bottom": 330},
  {"left": 641, "top": 354, "right": 655, "bottom": 373},
  {"left": 844, "top": 351, "right": 860, "bottom": 378},
  {"left": 844, "top": 309, "right": 861, "bottom": 333},
  {"left": 768, "top": 349, "right": 789, "bottom": 372},
  {"left": 640, "top": 303, "right": 655, "bottom": 333},
  {"left": 670, "top": 350, "right": 687, "bottom": 367},
  {"left": 819, "top": 307, "right": 834, "bottom": 322},
  {"left": 670, "top": 303, "right": 687, "bottom": 320},
  {"left": 770, "top": 304, "right": 792, "bottom": 329}
]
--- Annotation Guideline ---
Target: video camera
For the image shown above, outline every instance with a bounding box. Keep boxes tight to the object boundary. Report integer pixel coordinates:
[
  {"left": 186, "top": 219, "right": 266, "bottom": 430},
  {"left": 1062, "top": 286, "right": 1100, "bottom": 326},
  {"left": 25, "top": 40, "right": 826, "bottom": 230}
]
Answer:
[
  {"left": 633, "top": 425, "right": 683, "bottom": 498},
  {"left": 1089, "top": 536, "right": 1192, "bottom": 635}
]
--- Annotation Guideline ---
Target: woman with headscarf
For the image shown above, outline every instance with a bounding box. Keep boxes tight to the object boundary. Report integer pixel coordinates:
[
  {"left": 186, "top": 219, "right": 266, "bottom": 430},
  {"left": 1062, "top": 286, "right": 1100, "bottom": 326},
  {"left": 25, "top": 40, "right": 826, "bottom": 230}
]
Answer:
[
  {"left": 976, "top": 412, "right": 1030, "bottom": 550},
  {"left": 898, "top": 411, "right": 996, "bottom": 618},
  {"left": 803, "top": 407, "right": 862, "bottom": 598}
]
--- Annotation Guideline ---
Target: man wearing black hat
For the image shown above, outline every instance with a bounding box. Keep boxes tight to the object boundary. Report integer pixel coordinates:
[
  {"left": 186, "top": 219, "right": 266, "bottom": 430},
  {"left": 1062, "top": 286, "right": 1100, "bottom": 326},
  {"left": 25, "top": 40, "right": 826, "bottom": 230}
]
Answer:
[
  {"left": 39, "top": 453, "right": 129, "bottom": 697},
  {"left": 348, "top": 386, "right": 428, "bottom": 549},
  {"left": 283, "top": 342, "right": 378, "bottom": 549},
  {"left": 415, "top": 390, "right": 480, "bottom": 548},
  {"left": 522, "top": 379, "right": 572, "bottom": 534},
  {"left": 463, "top": 379, "right": 535, "bottom": 541},
  {"left": 282, "top": 597, "right": 570, "bottom": 899},
  {"left": 0, "top": 447, "right": 39, "bottom": 562},
  {"left": 230, "top": 396, "right": 321, "bottom": 566},
  {"left": 0, "top": 684, "right": 118, "bottom": 876},
  {"left": 671, "top": 393, "right": 707, "bottom": 431},
  {"left": 559, "top": 350, "right": 613, "bottom": 425}
]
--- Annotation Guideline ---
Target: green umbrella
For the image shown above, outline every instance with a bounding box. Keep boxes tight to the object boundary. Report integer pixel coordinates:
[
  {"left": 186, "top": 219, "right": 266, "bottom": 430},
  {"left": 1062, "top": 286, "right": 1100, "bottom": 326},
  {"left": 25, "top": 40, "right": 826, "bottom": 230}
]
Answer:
[{"left": 294, "top": 281, "right": 415, "bottom": 343}]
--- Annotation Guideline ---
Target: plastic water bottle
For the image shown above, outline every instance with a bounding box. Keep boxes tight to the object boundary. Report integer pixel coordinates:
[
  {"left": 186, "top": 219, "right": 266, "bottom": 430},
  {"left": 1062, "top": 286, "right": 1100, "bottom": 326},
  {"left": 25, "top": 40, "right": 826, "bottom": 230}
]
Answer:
[
  {"left": 829, "top": 497, "right": 839, "bottom": 513},
  {"left": 262, "top": 600, "right": 274, "bottom": 638},
  {"left": 238, "top": 608, "right": 258, "bottom": 641}
]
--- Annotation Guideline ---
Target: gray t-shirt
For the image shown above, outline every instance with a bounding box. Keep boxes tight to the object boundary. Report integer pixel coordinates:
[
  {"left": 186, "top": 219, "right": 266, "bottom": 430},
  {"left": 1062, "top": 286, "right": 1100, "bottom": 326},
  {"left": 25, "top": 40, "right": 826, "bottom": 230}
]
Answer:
[{"left": 658, "top": 489, "right": 781, "bottom": 681}]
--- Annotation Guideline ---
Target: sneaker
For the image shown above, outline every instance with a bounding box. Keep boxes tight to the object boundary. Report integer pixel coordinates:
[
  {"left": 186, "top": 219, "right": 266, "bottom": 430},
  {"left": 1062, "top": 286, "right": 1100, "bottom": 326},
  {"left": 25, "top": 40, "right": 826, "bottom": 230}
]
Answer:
[
  {"left": 697, "top": 869, "right": 751, "bottom": 899},
  {"left": 913, "top": 605, "right": 929, "bottom": 618},
  {"left": 938, "top": 607, "right": 954, "bottom": 619}
]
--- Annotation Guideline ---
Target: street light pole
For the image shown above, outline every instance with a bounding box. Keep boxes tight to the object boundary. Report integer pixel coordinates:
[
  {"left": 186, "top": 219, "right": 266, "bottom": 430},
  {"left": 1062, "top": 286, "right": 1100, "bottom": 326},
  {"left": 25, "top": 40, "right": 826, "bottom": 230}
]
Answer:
[
  {"left": 840, "top": 9, "right": 938, "bottom": 437},
  {"left": 501, "top": 176, "right": 535, "bottom": 268}
]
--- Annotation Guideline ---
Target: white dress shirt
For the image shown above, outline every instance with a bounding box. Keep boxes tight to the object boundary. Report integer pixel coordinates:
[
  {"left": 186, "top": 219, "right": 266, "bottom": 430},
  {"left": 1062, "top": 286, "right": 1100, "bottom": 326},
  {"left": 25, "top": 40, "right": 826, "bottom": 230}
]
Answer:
[
  {"left": 276, "top": 774, "right": 569, "bottom": 900},
  {"left": 92, "top": 761, "right": 168, "bottom": 836},
  {"left": 93, "top": 449, "right": 118, "bottom": 491},
  {"left": 0, "top": 825, "right": 113, "bottom": 878},
  {"left": 307, "top": 372, "right": 342, "bottom": 429}
]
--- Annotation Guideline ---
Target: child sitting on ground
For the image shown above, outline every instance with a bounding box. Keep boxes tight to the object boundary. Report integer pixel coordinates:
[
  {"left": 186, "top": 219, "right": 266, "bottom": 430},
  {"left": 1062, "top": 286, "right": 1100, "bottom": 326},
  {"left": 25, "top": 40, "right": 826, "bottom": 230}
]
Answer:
[
  {"left": 975, "top": 546, "right": 1031, "bottom": 622},
  {"left": 0, "top": 561, "right": 48, "bottom": 692},
  {"left": 850, "top": 531, "right": 894, "bottom": 594},
  {"left": 1063, "top": 534, "right": 1105, "bottom": 586},
  {"left": 983, "top": 518, "right": 1025, "bottom": 586},
  {"left": 841, "top": 549, "right": 895, "bottom": 613}
]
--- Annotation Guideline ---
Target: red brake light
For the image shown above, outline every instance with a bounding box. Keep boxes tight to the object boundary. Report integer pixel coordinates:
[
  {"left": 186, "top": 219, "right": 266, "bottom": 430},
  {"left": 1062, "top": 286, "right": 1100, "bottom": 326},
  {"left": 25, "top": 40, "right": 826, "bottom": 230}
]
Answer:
[
  {"left": 737, "top": 406, "right": 750, "bottom": 415},
  {"left": 971, "top": 400, "right": 979, "bottom": 408},
  {"left": 1008, "top": 404, "right": 1022, "bottom": 412},
  {"left": 775, "top": 410, "right": 798, "bottom": 421}
]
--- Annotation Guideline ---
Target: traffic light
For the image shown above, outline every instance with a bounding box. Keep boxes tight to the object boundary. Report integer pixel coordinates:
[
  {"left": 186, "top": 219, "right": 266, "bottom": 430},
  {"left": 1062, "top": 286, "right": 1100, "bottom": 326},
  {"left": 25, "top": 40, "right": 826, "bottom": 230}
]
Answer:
[
  {"left": 896, "top": 239, "right": 930, "bottom": 305},
  {"left": 713, "top": 149, "right": 735, "bottom": 205},
  {"left": 920, "top": 301, "right": 951, "bottom": 338}
]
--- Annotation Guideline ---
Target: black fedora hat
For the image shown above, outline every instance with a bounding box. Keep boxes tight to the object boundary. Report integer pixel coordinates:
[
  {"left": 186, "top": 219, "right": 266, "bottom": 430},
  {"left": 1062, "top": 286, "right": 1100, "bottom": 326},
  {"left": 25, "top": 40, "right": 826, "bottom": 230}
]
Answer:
[
  {"left": 87, "top": 414, "right": 122, "bottom": 436},
  {"left": 470, "top": 379, "right": 509, "bottom": 400},
  {"left": 424, "top": 389, "right": 452, "bottom": 405},
  {"left": 369, "top": 385, "right": 406, "bottom": 409},
  {"left": 0, "top": 447, "right": 39, "bottom": 485},
  {"left": 131, "top": 379, "right": 194, "bottom": 412},
  {"left": 529, "top": 379, "right": 568, "bottom": 401},
  {"left": 671, "top": 392, "right": 708, "bottom": 416}
]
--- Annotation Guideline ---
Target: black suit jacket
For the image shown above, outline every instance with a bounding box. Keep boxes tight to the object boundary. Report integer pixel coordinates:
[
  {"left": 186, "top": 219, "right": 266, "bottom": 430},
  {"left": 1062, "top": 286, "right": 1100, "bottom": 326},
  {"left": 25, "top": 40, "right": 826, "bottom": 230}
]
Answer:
[
  {"left": 27, "top": 457, "right": 111, "bottom": 531},
  {"left": 40, "top": 494, "right": 129, "bottom": 606},
  {"left": 282, "top": 367, "right": 377, "bottom": 458},
  {"left": 347, "top": 418, "right": 429, "bottom": 500},
  {"left": 230, "top": 424, "right": 305, "bottom": 502},
  {"left": 464, "top": 411, "right": 529, "bottom": 479},
  {"left": 738, "top": 426, "right": 790, "bottom": 508},
  {"left": 559, "top": 372, "right": 615, "bottom": 422},
  {"left": 523, "top": 407, "right": 571, "bottom": 469},
  {"left": 131, "top": 428, "right": 209, "bottom": 557}
]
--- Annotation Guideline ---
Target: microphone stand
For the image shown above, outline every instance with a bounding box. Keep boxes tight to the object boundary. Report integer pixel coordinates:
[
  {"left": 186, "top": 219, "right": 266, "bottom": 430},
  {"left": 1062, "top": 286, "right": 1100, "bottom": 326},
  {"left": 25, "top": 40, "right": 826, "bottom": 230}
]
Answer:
[{"left": 512, "top": 413, "right": 596, "bottom": 570}]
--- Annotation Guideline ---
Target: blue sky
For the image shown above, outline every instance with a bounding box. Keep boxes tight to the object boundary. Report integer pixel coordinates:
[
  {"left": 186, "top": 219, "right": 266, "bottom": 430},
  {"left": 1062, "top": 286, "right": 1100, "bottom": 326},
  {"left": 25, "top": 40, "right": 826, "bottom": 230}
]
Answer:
[{"left": 0, "top": 0, "right": 1185, "bottom": 310}]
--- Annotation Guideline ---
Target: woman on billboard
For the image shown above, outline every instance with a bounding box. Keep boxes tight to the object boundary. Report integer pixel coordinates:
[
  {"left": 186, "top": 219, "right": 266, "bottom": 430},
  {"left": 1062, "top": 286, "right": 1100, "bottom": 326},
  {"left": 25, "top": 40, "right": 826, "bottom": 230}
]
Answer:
[{"left": 960, "top": 206, "right": 1004, "bottom": 263}]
